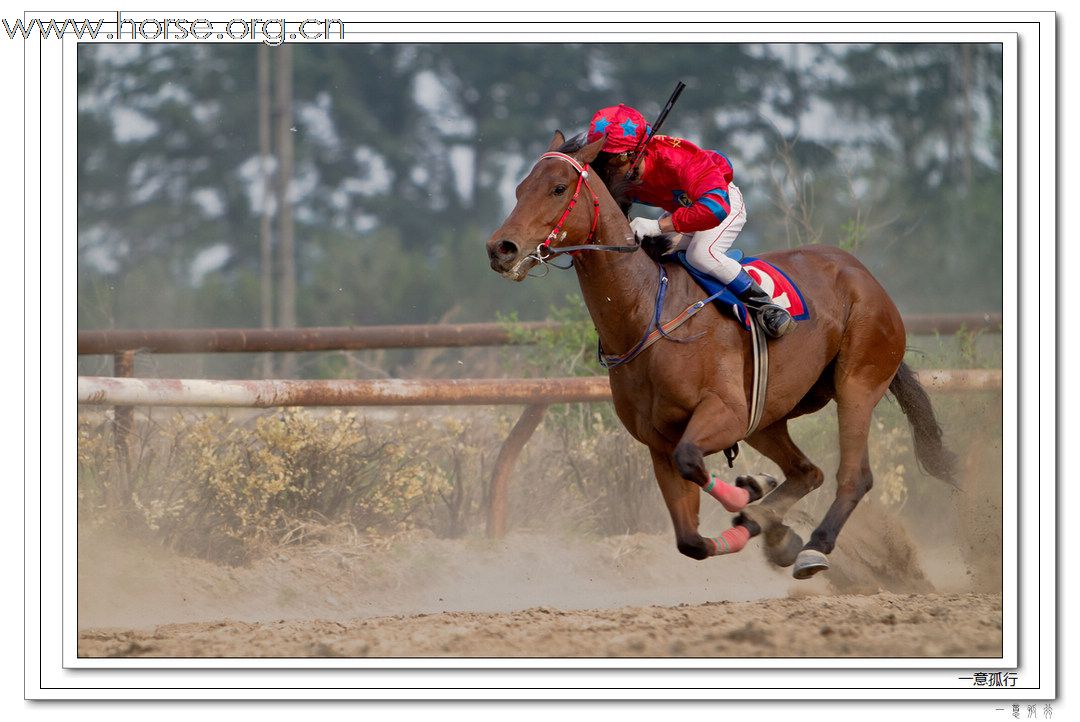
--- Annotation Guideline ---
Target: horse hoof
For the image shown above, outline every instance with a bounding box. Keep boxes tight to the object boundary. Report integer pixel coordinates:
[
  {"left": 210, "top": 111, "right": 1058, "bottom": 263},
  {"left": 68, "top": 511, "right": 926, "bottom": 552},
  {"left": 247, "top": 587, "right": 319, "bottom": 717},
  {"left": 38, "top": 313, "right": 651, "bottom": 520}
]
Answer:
[
  {"left": 764, "top": 525, "right": 804, "bottom": 568},
  {"left": 735, "top": 474, "right": 778, "bottom": 503},
  {"left": 733, "top": 504, "right": 779, "bottom": 535},
  {"left": 792, "top": 549, "right": 830, "bottom": 580}
]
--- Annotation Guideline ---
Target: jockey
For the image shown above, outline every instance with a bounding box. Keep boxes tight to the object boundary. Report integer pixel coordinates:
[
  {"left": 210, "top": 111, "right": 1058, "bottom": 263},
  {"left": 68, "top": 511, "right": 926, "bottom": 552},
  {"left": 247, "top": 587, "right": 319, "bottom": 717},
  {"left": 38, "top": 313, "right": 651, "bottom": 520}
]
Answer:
[{"left": 587, "top": 104, "right": 795, "bottom": 338}]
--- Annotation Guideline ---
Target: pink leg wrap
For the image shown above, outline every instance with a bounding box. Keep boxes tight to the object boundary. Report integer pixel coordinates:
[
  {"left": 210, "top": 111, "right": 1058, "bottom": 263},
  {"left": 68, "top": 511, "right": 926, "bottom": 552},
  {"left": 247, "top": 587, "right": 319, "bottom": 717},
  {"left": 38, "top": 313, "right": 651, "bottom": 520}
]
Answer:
[
  {"left": 701, "top": 473, "right": 750, "bottom": 512},
  {"left": 704, "top": 525, "right": 751, "bottom": 556}
]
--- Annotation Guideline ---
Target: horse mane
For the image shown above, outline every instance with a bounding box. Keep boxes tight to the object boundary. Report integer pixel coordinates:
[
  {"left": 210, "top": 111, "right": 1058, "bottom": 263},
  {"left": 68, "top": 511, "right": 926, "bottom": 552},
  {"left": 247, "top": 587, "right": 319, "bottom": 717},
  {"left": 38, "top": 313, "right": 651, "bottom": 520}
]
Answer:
[{"left": 557, "top": 133, "right": 634, "bottom": 215}]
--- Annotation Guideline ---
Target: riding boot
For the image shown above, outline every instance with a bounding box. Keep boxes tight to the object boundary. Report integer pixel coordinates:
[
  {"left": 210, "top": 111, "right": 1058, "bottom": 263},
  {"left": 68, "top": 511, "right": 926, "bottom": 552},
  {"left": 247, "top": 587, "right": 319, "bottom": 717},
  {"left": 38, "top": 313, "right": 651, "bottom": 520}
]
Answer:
[{"left": 729, "top": 271, "right": 796, "bottom": 339}]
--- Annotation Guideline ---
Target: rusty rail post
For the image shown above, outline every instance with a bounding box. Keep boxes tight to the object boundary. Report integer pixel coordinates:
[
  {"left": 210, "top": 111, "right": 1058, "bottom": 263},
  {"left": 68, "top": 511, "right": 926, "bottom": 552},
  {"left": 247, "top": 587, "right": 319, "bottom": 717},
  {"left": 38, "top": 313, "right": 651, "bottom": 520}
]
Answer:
[
  {"left": 76, "top": 322, "right": 562, "bottom": 355},
  {"left": 111, "top": 350, "right": 136, "bottom": 505},
  {"left": 487, "top": 403, "right": 548, "bottom": 539}
]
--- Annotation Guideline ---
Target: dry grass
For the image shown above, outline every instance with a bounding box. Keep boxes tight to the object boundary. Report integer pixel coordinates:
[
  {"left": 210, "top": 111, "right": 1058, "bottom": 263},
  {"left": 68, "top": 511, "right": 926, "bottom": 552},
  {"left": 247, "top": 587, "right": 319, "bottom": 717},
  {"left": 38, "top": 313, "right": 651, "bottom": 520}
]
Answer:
[{"left": 77, "top": 389, "right": 992, "bottom": 567}]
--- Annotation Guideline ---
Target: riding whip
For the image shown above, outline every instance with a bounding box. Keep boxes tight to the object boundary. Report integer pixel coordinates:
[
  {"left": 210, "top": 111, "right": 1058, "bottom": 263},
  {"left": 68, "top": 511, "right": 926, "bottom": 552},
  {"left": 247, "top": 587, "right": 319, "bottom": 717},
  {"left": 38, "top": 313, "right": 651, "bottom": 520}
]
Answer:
[{"left": 624, "top": 80, "right": 687, "bottom": 182}]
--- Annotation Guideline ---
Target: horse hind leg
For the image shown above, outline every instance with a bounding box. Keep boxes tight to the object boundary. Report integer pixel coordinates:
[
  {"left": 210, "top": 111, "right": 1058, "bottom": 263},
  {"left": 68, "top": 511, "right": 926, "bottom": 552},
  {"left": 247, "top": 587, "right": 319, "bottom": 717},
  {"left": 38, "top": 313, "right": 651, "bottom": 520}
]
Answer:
[
  {"left": 791, "top": 271, "right": 907, "bottom": 579},
  {"left": 737, "top": 420, "right": 825, "bottom": 568},
  {"left": 794, "top": 387, "right": 882, "bottom": 580},
  {"left": 794, "top": 449, "right": 872, "bottom": 579}
]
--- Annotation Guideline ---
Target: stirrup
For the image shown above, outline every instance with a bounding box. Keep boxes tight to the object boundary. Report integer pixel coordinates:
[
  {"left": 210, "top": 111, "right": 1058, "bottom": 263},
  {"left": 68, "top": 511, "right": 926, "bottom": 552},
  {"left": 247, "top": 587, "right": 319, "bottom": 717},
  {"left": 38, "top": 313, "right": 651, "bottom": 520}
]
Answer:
[{"left": 758, "top": 306, "right": 795, "bottom": 339}]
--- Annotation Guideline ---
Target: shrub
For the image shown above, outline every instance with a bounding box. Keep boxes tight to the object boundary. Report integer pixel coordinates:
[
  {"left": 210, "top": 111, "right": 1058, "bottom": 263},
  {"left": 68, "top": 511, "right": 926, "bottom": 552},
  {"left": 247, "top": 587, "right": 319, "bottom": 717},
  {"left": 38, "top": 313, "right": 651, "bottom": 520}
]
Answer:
[{"left": 78, "top": 410, "right": 472, "bottom": 564}]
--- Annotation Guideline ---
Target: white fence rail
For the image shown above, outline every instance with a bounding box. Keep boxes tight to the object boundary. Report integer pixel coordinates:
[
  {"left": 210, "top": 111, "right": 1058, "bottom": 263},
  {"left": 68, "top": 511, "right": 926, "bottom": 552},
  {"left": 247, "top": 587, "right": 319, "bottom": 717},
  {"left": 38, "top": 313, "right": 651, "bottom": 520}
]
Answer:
[{"left": 78, "top": 369, "right": 1002, "bottom": 409}]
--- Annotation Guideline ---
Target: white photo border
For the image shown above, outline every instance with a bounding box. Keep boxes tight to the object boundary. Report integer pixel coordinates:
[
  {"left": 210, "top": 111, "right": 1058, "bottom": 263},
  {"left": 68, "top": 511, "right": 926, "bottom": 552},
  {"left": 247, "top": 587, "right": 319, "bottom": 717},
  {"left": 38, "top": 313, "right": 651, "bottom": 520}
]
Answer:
[{"left": 25, "top": 10, "right": 1055, "bottom": 701}]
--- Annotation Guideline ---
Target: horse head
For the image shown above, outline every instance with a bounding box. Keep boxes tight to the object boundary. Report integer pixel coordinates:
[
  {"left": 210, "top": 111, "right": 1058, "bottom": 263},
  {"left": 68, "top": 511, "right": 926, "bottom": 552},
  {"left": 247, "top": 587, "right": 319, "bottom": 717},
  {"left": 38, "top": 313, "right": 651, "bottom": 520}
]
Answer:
[{"left": 486, "top": 130, "right": 631, "bottom": 281}]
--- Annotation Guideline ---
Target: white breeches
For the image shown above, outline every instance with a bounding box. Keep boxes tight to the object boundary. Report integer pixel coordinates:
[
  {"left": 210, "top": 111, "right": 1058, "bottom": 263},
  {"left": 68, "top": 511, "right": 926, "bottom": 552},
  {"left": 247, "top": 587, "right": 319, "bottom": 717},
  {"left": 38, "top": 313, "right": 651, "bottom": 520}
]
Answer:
[{"left": 670, "top": 183, "right": 747, "bottom": 285}]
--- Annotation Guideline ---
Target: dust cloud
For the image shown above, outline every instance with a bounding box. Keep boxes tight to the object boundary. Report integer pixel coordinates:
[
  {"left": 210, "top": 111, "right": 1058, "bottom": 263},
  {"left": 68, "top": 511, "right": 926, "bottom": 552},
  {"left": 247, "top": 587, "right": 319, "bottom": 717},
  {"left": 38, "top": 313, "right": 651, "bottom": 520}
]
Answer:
[
  {"left": 78, "top": 401, "right": 1003, "bottom": 658},
  {"left": 78, "top": 490, "right": 1001, "bottom": 657}
]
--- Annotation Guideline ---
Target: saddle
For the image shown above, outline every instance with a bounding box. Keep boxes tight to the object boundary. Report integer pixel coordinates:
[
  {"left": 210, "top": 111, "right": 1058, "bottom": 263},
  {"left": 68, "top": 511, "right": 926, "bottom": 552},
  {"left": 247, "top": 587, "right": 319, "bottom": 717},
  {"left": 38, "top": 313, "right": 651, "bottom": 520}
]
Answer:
[{"left": 670, "top": 250, "right": 810, "bottom": 331}]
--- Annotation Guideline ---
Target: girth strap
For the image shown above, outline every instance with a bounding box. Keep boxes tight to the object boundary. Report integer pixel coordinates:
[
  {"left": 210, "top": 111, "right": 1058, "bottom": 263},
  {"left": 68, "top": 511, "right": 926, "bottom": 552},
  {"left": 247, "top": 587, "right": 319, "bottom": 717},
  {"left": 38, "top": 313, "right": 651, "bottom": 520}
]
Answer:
[{"left": 745, "top": 316, "right": 769, "bottom": 438}]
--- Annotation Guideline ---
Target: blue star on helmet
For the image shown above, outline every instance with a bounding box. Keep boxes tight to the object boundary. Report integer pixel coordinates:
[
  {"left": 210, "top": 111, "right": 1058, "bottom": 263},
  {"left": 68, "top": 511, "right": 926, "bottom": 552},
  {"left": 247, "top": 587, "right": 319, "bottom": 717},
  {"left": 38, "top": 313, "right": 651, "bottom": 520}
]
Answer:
[
  {"left": 592, "top": 116, "right": 611, "bottom": 134},
  {"left": 620, "top": 117, "right": 639, "bottom": 138}
]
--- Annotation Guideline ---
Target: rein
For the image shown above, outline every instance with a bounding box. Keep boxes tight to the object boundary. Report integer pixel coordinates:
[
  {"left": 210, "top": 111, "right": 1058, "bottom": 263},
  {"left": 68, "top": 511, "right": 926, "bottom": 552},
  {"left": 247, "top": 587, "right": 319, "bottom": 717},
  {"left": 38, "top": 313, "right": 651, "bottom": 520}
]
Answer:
[
  {"left": 597, "top": 261, "right": 726, "bottom": 369},
  {"left": 520, "top": 150, "right": 769, "bottom": 439},
  {"left": 526, "top": 151, "right": 720, "bottom": 368}
]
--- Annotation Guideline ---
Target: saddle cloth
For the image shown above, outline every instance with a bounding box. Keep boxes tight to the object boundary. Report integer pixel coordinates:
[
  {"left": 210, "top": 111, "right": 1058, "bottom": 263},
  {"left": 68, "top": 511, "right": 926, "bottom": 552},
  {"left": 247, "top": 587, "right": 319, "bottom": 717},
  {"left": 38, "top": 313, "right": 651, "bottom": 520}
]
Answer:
[{"left": 671, "top": 250, "right": 811, "bottom": 330}]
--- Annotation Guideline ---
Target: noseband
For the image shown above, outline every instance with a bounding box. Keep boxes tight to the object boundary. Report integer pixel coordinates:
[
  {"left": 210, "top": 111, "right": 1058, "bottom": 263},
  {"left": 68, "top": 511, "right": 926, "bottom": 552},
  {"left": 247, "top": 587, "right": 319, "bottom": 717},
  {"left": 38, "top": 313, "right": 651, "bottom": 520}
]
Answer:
[{"left": 523, "top": 151, "right": 640, "bottom": 269}]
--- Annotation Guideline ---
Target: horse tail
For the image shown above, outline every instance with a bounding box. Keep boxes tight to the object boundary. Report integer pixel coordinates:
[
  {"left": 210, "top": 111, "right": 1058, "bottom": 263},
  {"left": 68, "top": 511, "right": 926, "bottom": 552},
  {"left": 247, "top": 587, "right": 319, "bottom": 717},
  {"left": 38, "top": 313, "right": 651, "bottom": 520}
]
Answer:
[{"left": 889, "top": 362, "right": 959, "bottom": 488}]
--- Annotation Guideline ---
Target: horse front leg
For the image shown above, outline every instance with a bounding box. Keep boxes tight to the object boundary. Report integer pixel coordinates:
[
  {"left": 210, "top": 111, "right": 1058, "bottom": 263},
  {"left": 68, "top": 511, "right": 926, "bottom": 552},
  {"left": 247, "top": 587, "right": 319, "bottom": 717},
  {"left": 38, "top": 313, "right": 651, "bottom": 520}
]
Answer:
[
  {"left": 649, "top": 448, "right": 710, "bottom": 560},
  {"left": 649, "top": 446, "right": 760, "bottom": 560},
  {"left": 650, "top": 399, "right": 762, "bottom": 560}
]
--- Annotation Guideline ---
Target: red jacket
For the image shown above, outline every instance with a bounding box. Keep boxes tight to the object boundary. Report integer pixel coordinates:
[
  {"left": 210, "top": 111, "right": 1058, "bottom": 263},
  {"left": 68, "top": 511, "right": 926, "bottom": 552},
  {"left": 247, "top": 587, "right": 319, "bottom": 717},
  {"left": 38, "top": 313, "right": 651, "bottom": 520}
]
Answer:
[{"left": 629, "top": 135, "right": 735, "bottom": 234}]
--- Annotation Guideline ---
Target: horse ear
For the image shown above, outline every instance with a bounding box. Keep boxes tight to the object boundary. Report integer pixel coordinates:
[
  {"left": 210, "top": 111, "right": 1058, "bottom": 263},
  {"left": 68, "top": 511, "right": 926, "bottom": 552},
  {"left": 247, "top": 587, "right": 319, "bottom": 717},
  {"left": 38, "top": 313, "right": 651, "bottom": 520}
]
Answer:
[
  {"left": 547, "top": 130, "right": 566, "bottom": 152},
  {"left": 575, "top": 136, "right": 606, "bottom": 165}
]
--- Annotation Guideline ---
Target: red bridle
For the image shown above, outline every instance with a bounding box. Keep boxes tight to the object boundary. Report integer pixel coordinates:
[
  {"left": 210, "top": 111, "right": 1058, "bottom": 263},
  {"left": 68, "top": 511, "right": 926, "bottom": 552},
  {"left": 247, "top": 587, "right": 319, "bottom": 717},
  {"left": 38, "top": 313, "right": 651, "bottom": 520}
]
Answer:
[{"left": 537, "top": 151, "right": 601, "bottom": 256}]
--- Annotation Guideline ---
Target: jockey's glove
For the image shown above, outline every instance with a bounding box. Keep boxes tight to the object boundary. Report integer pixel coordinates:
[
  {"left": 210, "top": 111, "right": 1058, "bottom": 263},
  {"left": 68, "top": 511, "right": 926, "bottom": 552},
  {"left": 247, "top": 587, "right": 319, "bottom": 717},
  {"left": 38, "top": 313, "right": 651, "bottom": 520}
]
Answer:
[{"left": 630, "top": 216, "right": 663, "bottom": 241}]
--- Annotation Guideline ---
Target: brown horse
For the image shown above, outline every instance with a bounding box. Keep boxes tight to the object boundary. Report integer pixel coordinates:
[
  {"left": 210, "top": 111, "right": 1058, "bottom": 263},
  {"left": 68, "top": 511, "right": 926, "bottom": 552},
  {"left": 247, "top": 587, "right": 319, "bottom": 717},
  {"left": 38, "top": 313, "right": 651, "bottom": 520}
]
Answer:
[{"left": 486, "top": 131, "right": 955, "bottom": 579}]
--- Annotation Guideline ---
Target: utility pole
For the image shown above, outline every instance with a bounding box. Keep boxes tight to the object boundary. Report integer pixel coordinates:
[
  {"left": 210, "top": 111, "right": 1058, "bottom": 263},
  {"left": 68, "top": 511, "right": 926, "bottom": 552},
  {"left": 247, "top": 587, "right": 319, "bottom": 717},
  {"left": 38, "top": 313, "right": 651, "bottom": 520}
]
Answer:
[
  {"left": 257, "top": 45, "right": 274, "bottom": 378},
  {"left": 274, "top": 45, "right": 297, "bottom": 376},
  {"left": 960, "top": 45, "right": 974, "bottom": 189}
]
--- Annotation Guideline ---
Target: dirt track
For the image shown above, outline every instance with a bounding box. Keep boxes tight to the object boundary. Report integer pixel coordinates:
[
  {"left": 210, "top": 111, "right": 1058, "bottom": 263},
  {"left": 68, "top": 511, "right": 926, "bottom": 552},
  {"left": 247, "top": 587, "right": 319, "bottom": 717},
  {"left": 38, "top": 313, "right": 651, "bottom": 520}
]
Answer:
[
  {"left": 79, "top": 591, "right": 1001, "bottom": 658},
  {"left": 77, "top": 499, "right": 1002, "bottom": 659}
]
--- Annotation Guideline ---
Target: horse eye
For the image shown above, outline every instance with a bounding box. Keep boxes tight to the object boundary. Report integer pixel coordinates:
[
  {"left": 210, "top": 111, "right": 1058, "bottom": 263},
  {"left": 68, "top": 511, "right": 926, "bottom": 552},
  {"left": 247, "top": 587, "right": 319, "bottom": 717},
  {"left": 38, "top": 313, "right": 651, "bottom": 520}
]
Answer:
[{"left": 553, "top": 184, "right": 567, "bottom": 196}]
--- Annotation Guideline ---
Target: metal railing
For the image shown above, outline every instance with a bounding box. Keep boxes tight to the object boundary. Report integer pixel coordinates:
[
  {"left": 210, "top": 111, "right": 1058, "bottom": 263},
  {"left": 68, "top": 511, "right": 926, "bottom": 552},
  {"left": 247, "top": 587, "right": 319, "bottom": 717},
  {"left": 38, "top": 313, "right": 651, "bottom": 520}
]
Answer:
[
  {"left": 76, "top": 314, "right": 1002, "bottom": 356},
  {"left": 78, "top": 369, "right": 1002, "bottom": 537},
  {"left": 77, "top": 316, "right": 1003, "bottom": 537}
]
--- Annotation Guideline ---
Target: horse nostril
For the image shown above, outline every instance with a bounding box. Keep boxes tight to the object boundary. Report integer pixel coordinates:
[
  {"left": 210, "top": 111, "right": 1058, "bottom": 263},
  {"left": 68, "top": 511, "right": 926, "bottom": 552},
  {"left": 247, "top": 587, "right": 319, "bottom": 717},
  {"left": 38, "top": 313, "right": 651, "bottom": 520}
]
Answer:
[{"left": 495, "top": 239, "right": 519, "bottom": 259}]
